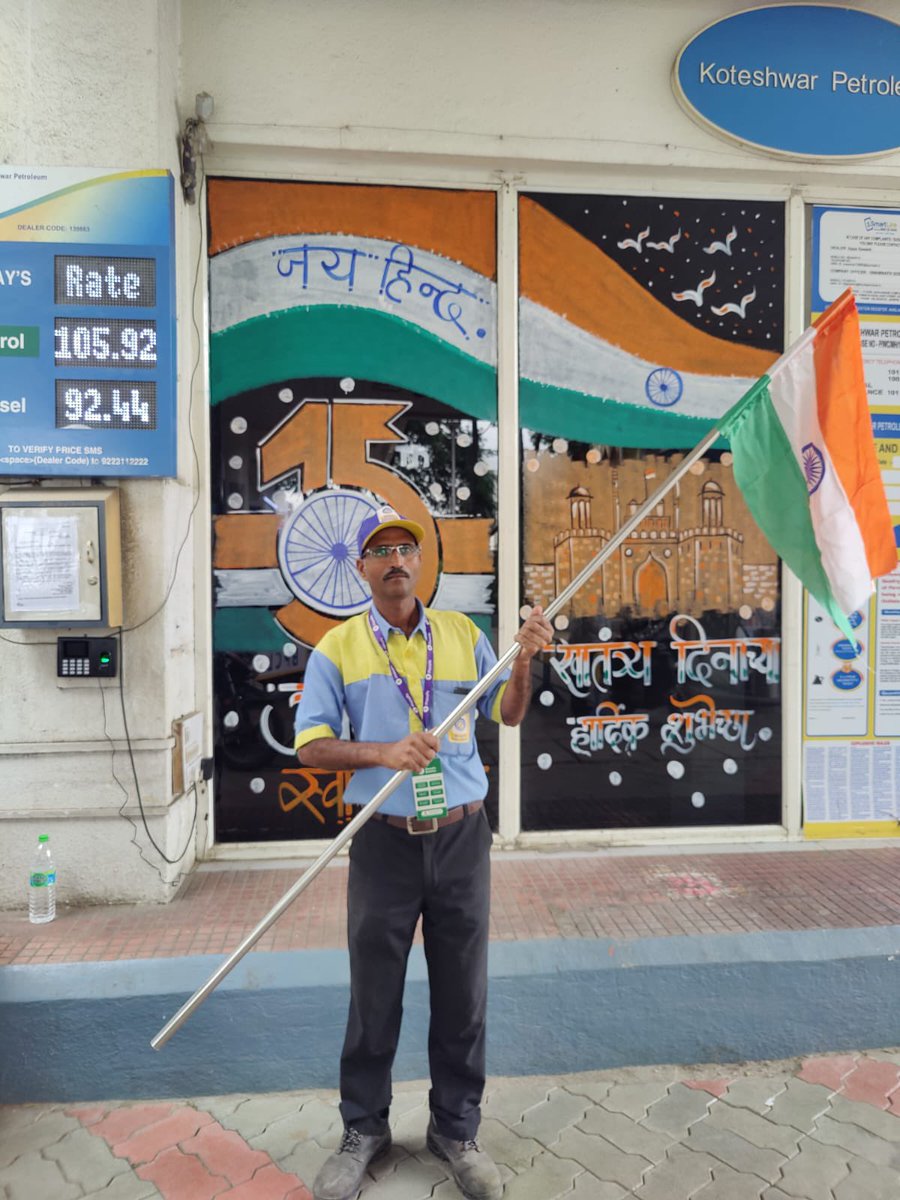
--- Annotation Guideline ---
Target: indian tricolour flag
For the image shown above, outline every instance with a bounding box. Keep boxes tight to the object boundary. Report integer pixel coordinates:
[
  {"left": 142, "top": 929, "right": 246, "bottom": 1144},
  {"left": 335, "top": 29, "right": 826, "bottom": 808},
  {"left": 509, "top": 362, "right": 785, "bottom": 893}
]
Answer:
[{"left": 720, "top": 289, "right": 895, "bottom": 640}]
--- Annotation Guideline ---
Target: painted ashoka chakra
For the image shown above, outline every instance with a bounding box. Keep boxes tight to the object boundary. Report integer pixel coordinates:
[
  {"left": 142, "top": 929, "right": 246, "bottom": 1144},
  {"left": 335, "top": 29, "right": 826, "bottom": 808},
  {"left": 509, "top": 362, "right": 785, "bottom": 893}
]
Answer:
[
  {"left": 645, "top": 367, "right": 683, "bottom": 408},
  {"left": 801, "top": 442, "right": 825, "bottom": 495},
  {"left": 278, "top": 489, "right": 378, "bottom": 616}
]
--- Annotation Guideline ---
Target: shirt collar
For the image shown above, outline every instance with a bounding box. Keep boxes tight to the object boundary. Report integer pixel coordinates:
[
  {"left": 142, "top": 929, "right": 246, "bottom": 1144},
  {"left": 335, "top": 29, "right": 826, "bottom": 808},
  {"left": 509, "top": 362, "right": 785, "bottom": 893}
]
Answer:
[{"left": 369, "top": 599, "right": 427, "bottom": 639}]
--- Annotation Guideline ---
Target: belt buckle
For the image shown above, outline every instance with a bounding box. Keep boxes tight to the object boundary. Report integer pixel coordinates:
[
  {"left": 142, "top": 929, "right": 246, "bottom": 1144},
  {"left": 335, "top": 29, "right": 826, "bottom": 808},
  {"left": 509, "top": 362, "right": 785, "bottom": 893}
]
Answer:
[{"left": 407, "top": 815, "right": 439, "bottom": 836}]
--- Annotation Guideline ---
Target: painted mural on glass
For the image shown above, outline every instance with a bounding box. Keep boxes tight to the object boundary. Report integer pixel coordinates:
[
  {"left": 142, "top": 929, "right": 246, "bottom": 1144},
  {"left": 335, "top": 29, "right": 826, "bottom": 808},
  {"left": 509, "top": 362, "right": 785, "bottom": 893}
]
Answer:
[
  {"left": 519, "top": 194, "right": 785, "bottom": 830},
  {"left": 208, "top": 181, "right": 498, "bottom": 842}
]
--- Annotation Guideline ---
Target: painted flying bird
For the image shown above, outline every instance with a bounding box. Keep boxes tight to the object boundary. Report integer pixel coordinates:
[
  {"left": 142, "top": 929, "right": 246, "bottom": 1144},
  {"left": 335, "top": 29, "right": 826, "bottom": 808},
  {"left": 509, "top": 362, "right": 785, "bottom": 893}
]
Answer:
[
  {"left": 646, "top": 229, "right": 682, "bottom": 253},
  {"left": 711, "top": 287, "right": 757, "bottom": 318},
  {"left": 617, "top": 226, "right": 650, "bottom": 252},
  {"left": 702, "top": 226, "right": 738, "bottom": 256},
  {"left": 672, "top": 271, "right": 716, "bottom": 307}
]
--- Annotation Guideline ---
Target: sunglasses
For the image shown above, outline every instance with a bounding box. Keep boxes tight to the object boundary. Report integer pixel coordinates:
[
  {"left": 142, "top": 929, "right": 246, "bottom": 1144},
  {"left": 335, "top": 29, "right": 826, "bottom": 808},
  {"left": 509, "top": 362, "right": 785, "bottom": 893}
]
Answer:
[{"left": 362, "top": 543, "right": 421, "bottom": 559}]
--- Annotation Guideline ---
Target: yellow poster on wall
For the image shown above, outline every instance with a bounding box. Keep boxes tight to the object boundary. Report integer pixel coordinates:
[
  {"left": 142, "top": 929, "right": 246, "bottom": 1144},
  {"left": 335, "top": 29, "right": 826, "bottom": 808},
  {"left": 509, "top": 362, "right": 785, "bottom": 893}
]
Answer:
[{"left": 803, "top": 206, "right": 900, "bottom": 838}]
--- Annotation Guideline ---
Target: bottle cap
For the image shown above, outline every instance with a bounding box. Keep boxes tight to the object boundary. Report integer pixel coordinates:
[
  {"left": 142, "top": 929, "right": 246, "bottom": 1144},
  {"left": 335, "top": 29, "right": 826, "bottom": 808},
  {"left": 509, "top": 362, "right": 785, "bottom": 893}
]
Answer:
[{"left": 38, "top": 834, "right": 49, "bottom": 843}]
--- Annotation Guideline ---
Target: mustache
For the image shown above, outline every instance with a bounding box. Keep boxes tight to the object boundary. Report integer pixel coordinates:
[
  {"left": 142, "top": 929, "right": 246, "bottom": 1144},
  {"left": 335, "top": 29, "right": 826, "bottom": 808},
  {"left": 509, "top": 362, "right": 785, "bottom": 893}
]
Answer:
[{"left": 384, "top": 567, "right": 409, "bottom": 579}]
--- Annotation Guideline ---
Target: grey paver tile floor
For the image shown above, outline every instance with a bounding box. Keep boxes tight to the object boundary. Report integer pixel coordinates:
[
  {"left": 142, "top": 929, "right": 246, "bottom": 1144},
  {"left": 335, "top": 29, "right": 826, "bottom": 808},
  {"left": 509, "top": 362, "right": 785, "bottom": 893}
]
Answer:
[{"left": 1, "top": 1050, "right": 898, "bottom": 1199}]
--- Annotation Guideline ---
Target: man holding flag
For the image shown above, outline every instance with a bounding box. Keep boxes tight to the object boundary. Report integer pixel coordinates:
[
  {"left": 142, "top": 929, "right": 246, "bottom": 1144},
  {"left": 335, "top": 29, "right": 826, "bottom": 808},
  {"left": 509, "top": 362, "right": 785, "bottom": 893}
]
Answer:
[{"left": 294, "top": 506, "right": 552, "bottom": 1200}]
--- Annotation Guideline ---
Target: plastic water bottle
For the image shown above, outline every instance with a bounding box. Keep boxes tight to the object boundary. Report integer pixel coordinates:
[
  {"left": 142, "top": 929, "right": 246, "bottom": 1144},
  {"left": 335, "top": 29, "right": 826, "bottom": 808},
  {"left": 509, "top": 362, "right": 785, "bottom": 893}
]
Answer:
[{"left": 28, "top": 834, "right": 56, "bottom": 924}]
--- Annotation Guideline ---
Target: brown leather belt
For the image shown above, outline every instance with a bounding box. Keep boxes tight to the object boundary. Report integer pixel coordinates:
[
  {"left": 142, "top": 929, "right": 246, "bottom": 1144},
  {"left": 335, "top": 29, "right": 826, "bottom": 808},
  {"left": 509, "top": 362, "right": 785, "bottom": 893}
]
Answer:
[{"left": 371, "top": 800, "right": 484, "bottom": 836}]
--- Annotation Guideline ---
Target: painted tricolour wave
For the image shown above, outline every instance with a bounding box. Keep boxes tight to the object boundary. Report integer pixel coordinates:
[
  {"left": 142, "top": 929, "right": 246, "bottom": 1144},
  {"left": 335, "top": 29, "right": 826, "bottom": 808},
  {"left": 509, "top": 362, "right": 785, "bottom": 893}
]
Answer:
[
  {"left": 210, "top": 233, "right": 763, "bottom": 430},
  {"left": 520, "top": 298, "right": 758, "bottom": 421},
  {"left": 209, "top": 233, "right": 497, "bottom": 362}
]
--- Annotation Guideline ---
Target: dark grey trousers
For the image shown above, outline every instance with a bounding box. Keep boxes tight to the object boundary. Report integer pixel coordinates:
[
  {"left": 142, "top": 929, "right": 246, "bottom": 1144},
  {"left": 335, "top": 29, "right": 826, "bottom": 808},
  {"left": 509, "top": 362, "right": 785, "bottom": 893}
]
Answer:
[{"left": 338, "top": 804, "right": 492, "bottom": 1141}]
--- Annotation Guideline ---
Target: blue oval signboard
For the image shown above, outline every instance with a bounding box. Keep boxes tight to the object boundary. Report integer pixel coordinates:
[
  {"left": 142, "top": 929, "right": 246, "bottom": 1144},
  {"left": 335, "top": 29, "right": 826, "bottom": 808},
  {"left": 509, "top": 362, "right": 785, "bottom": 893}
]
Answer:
[{"left": 674, "top": 5, "right": 900, "bottom": 159}]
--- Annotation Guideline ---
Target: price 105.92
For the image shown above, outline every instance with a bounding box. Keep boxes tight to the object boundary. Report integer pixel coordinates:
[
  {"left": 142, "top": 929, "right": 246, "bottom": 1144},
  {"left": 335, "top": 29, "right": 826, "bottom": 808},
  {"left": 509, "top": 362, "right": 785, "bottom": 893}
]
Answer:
[{"left": 54, "top": 318, "right": 157, "bottom": 369}]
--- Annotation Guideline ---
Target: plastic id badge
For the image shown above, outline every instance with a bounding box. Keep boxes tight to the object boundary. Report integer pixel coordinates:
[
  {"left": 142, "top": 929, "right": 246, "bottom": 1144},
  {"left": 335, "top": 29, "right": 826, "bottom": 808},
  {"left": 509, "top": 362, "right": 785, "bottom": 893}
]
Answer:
[{"left": 412, "top": 758, "right": 449, "bottom": 819}]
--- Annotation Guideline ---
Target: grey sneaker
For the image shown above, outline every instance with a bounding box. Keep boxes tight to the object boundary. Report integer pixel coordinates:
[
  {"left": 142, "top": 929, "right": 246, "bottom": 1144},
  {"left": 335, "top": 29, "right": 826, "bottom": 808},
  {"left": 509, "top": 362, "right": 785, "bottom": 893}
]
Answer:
[
  {"left": 312, "top": 1126, "right": 391, "bottom": 1200},
  {"left": 426, "top": 1119, "right": 503, "bottom": 1200}
]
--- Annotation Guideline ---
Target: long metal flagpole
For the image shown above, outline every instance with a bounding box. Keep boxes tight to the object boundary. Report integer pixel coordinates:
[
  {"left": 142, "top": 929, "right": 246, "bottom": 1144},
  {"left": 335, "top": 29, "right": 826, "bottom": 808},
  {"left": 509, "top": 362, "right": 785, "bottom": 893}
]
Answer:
[{"left": 151, "top": 426, "right": 721, "bottom": 1050}]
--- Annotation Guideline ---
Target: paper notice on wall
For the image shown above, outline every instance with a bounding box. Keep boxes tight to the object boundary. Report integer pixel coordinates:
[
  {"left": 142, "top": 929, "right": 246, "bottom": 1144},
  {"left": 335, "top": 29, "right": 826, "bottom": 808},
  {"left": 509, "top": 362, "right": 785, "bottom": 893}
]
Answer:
[
  {"left": 4, "top": 515, "right": 80, "bottom": 612},
  {"left": 816, "top": 209, "right": 900, "bottom": 312},
  {"left": 874, "top": 569, "right": 900, "bottom": 736},
  {"left": 858, "top": 317, "right": 900, "bottom": 407},
  {"left": 805, "top": 208, "right": 900, "bottom": 834},
  {"left": 804, "top": 741, "right": 898, "bottom": 822}
]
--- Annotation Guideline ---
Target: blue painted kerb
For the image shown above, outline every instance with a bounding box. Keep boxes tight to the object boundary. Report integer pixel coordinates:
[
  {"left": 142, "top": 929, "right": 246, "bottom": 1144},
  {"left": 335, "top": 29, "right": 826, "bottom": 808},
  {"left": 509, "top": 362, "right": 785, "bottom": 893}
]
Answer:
[{"left": 2, "top": 927, "right": 899, "bottom": 1103}]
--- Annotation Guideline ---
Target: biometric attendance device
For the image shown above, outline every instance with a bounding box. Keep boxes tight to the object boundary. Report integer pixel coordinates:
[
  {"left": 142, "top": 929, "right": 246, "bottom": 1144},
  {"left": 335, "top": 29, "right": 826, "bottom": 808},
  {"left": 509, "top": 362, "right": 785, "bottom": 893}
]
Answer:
[{"left": 56, "top": 636, "right": 118, "bottom": 678}]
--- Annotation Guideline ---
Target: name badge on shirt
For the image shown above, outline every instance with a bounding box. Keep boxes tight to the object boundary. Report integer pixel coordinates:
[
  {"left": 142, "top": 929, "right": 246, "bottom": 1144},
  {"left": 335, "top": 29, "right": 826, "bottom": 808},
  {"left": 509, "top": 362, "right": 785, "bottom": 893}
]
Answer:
[{"left": 412, "top": 758, "right": 449, "bottom": 819}]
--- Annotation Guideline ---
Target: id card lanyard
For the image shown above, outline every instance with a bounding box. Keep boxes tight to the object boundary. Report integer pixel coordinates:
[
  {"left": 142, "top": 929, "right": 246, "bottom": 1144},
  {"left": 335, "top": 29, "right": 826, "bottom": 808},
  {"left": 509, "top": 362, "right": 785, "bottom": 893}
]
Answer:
[{"left": 367, "top": 608, "right": 448, "bottom": 818}]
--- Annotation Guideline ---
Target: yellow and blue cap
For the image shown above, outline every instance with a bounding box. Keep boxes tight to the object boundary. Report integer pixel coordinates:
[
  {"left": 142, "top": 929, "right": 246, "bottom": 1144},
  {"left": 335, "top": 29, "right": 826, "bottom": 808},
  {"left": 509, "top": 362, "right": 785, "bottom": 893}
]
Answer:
[{"left": 357, "top": 505, "right": 426, "bottom": 555}]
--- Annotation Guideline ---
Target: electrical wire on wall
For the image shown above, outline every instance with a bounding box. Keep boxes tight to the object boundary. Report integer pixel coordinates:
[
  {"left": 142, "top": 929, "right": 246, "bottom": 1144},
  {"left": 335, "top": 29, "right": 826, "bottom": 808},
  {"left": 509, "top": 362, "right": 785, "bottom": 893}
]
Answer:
[{"left": 98, "top": 634, "right": 198, "bottom": 887}]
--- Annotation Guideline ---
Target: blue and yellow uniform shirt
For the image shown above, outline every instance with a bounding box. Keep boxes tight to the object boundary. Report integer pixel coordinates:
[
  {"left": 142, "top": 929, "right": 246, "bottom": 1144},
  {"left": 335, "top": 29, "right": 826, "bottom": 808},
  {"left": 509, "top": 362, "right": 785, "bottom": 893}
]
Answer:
[{"left": 293, "top": 602, "right": 509, "bottom": 817}]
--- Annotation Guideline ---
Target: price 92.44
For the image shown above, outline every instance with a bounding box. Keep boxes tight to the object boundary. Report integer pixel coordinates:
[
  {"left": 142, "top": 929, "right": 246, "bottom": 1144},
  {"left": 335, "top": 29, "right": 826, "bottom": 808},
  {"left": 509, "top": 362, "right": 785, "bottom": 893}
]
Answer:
[
  {"left": 54, "top": 318, "right": 157, "bottom": 369},
  {"left": 55, "top": 381, "right": 157, "bottom": 430}
]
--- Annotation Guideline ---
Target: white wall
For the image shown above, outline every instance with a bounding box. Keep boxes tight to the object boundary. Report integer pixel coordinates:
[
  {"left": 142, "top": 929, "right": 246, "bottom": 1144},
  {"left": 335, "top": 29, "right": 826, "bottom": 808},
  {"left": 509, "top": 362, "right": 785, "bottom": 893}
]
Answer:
[
  {"left": 180, "top": 0, "right": 900, "bottom": 183},
  {"left": 0, "top": 0, "right": 201, "bottom": 906}
]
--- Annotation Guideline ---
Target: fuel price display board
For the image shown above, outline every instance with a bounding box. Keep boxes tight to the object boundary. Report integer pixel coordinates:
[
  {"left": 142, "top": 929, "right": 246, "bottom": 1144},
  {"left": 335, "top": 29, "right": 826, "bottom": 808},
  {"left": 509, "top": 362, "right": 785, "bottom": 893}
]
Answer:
[{"left": 0, "top": 167, "right": 176, "bottom": 477}]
